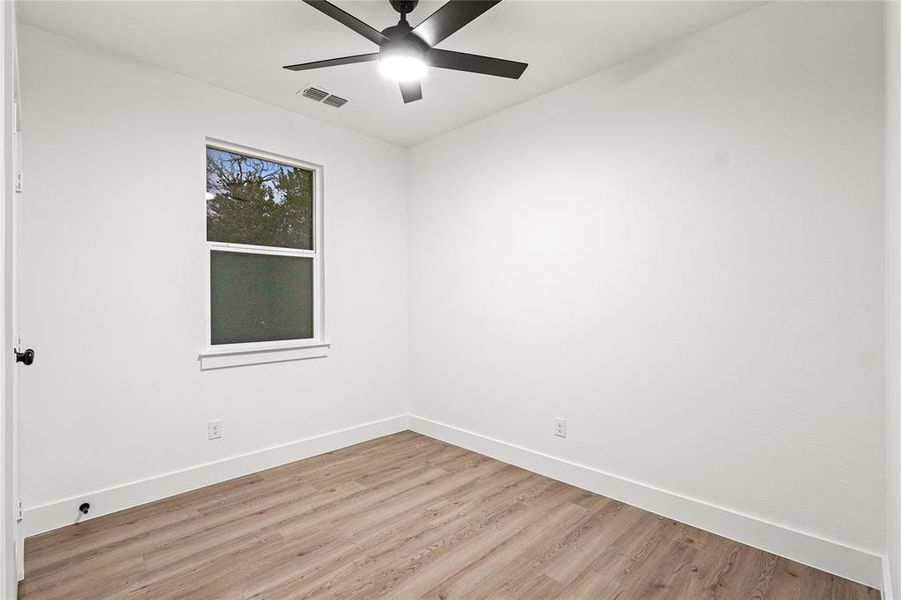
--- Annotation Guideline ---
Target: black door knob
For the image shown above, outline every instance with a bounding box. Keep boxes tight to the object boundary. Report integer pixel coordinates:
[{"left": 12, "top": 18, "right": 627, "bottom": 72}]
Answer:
[{"left": 15, "top": 348, "right": 34, "bottom": 365}]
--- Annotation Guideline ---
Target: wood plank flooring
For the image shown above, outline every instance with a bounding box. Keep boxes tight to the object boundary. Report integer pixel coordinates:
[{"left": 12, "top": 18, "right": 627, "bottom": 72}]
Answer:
[{"left": 19, "top": 431, "right": 880, "bottom": 599}]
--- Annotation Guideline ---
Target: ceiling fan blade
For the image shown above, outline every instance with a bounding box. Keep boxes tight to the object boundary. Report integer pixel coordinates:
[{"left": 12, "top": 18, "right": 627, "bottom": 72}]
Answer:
[
  {"left": 399, "top": 80, "right": 423, "bottom": 103},
  {"left": 428, "top": 49, "right": 527, "bottom": 79},
  {"left": 283, "top": 52, "right": 379, "bottom": 71},
  {"left": 411, "top": 0, "right": 501, "bottom": 47},
  {"left": 302, "top": 0, "right": 388, "bottom": 46}
]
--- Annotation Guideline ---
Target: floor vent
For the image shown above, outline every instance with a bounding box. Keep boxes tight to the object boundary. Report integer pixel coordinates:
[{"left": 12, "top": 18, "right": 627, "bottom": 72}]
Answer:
[{"left": 299, "top": 86, "right": 349, "bottom": 108}]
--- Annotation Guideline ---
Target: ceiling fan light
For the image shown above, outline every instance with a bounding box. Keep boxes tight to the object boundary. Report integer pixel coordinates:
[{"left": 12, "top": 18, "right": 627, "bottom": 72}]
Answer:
[{"left": 378, "top": 54, "right": 427, "bottom": 82}]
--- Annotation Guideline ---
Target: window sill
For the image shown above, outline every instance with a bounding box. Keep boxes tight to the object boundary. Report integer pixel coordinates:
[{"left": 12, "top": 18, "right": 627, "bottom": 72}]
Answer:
[{"left": 199, "top": 340, "right": 330, "bottom": 370}]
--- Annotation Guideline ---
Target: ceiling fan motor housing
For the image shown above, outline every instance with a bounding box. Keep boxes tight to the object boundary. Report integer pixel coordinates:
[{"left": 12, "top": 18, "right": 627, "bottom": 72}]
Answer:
[
  {"left": 389, "top": 0, "right": 418, "bottom": 16},
  {"left": 380, "top": 22, "right": 429, "bottom": 59}
]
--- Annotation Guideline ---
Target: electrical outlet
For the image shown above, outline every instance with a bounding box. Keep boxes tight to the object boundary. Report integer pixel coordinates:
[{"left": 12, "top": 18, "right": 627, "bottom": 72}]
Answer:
[
  {"left": 208, "top": 420, "right": 223, "bottom": 440},
  {"left": 554, "top": 417, "right": 566, "bottom": 438}
]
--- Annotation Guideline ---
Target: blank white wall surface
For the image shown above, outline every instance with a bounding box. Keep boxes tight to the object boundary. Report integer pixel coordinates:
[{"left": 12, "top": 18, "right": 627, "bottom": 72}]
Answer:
[
  {"left": 886, "top": 0, "right": 901, "bottom": 596},
  {"left": 408, "top": 1, "right": 884, "bottom": 554}
]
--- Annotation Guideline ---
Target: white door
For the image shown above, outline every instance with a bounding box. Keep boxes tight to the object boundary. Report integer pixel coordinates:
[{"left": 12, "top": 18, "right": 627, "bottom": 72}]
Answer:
[{"left": 1, "top": 1, "right": 22, "bottom": 595}]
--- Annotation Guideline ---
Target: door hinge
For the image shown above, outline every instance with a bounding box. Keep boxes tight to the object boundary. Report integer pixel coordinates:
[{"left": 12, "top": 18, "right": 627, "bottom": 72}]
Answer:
[
  {"left": 14, "top": 170, "right": 22, "bottom": 193},
  {"left": 16, "top": 497, "right": 23, "bottom": 522}
]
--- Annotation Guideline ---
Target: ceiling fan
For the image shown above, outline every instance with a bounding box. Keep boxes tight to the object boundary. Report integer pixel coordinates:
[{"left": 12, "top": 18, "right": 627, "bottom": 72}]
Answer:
[{"left": 283, "top": 0, "right": 528, "bottom": 104}]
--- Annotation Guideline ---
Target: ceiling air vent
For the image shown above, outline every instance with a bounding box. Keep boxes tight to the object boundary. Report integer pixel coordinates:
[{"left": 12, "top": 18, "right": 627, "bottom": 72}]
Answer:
[
  {"left": 301, "top": 86, "right": 329, "bottom": 102},
  {"left": 322, "top": 94, "right": 348, "bottom": 109},
  {"left": 299, "top": 86, "right": 349, "bottom": 109}
]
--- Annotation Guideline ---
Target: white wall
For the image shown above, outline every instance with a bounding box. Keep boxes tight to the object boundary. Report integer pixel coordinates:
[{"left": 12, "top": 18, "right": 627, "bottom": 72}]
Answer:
[
  {"left": 886, "top": 1, "right": 901, "bottom": 596},
  {"left": 408, "top": 0, "right": 885, "bottom": 581},
  {"left": 16, "top": 25, "right": 408, "bottom": 529}
]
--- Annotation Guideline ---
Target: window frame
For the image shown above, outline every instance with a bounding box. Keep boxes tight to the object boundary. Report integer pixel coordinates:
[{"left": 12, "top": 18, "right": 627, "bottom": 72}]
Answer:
[{"left": 199, "top": 138, "right": 327, "bottom": 369}]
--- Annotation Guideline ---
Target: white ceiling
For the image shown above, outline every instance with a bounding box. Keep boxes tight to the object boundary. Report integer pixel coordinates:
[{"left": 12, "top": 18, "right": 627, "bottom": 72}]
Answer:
[{"left": 18, "top": 0, "right": 762, "bottom": 147}]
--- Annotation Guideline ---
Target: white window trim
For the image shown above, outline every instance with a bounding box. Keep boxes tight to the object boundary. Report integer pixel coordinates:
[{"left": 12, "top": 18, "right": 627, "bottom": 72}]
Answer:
[{"left": 199, "top": 138, "right": 327, "bottom": 370}]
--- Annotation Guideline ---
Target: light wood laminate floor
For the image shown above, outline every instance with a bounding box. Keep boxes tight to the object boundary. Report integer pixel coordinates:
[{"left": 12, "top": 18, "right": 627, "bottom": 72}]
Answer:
[{"left": 19, "top": 431, "right": 879, "bottom": 599}]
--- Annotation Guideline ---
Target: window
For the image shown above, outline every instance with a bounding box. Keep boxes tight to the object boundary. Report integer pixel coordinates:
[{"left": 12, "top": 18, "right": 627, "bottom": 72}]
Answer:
[{"left": 201, "top": 141, "right": 326, "bottom": 369}]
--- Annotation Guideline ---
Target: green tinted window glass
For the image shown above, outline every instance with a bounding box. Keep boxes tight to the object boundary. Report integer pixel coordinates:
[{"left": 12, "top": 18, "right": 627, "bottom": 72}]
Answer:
[
  {"left": 210, "top": 251, "right": 313, "bottom": 345},
  {"left": 206, "top": 147, "right": 313, "bottom": 250}
]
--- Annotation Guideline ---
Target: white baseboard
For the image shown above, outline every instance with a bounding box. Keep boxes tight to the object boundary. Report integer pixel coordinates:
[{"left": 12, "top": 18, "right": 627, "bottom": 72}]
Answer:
[
  {"left": 885, "top": 556, "right": 895, "bottom": 600},
  {"left": 23, "top": 414, "right": 410, "bottom": 538},
  {"left": 408, "top": 415, "right": 883, "bottom": 589}
]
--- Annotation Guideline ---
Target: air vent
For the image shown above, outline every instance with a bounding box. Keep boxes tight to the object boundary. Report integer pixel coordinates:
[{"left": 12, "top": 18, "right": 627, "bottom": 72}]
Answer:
[
  {"left": 301, "top": 86, "right": 329, "bottom": 102},
  {"left": 322, "top": 94, "right": 348, "bottom": 109},
  {"left": 299, "top": 86, "right": 350, "bottom": 109}
]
